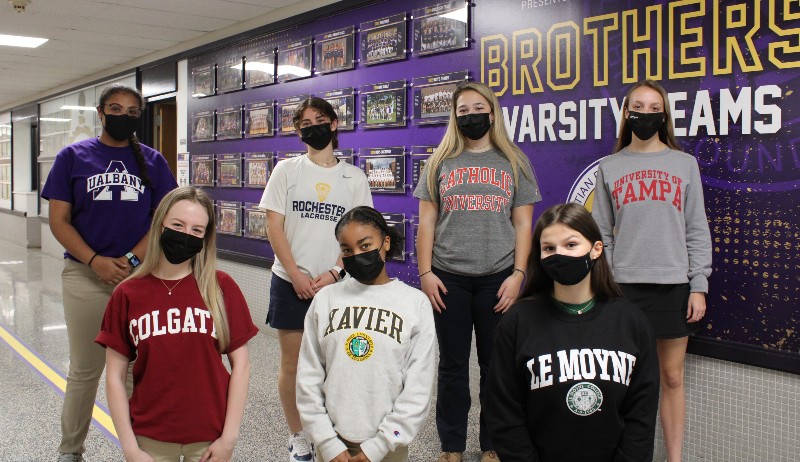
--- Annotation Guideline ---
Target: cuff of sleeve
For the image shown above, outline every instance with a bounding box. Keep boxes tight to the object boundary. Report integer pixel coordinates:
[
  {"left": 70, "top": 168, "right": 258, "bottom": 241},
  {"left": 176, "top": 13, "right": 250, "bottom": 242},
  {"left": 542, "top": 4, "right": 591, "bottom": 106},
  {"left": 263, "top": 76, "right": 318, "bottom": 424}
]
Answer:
[
  {"left": 689, "top": 275, "right": 708, "bottom": 293},
  {"left": 94, "top": 332, "right": 134, "bottom": 360},
  {"left": 360, "top": 435, "right": 391, "bottom": 462},
  {"left": 318, "top": 436, "right": 348, "bottom": 462}
]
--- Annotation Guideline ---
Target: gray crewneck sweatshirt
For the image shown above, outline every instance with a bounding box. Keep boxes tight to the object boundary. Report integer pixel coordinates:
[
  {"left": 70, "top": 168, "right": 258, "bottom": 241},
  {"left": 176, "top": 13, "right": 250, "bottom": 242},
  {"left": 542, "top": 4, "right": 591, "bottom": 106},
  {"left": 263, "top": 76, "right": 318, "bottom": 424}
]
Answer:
[{"left": 592, "top": 147, "right": 712, "bottom": 292}]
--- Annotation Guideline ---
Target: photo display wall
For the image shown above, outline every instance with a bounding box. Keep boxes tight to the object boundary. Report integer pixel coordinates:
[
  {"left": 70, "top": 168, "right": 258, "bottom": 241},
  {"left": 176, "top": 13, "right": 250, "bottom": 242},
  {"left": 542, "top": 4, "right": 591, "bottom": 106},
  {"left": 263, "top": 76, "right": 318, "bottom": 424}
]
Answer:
[{"left": 185, "top": 0, "right": 800, "bottom": 370}]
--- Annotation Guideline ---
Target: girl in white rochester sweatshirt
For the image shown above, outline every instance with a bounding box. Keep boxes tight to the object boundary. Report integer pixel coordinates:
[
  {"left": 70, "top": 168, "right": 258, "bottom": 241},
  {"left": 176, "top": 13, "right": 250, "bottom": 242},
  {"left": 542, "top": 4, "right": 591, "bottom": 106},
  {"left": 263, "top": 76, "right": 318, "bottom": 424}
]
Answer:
[{"left": 297, "top": 206, "right": 436, "bottom": 462}]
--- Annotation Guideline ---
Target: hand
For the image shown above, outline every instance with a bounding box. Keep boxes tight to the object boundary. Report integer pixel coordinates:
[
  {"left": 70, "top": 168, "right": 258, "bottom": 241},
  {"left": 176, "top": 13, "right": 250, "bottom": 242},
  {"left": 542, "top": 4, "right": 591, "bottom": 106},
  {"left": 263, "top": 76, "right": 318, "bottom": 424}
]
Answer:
[
  {"left": 331, "top": 450, "right": 350, "bottom": 462},
  {"left": 289, "top": 269, "right": 316, "bottom": 300},
  {"left": 199, "top": 436, "right": 235, "bottom": 462},
  {"left": 123, "top": 448, "right": 155, "bottom": 462},
  {"left": 687, "top": 292, "right": 706, "bottom": 322},
  {"left": 494, "top": 272, "right": 524, "bottom": 313},
  {"left": 92, "top": 255, "right": 131, "bottom": 285},
  {"left": 312, "top": 270, "right": 338, "bottom": 293},
  {"left": 348, "top": 451, "right": 371, "bottom": 462},
  {"left": 420, "top": 272, "right": 447, "bottom": 313}
]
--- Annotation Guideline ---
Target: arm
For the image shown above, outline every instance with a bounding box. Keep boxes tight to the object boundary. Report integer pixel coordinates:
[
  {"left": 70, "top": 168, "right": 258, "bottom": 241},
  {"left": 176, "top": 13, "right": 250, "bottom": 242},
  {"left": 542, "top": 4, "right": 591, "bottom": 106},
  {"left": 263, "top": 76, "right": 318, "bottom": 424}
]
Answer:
[
  {"left": 495, "top": 204, "right": 533, "bottom": 313},
  {"left": 106, "top": 348, "right": 153, "bottom": 462},
  {"left": 416, "top": 200, "right": 447, "bottom": 312},
  {"left": 591, "top": 165, "right": 616, "bottom": 259},
  {"left": 200, "top": 345, "right": 251, "bottom": 462},
  {"left": 613, "top": 316, "right": 660, "bottom": 462},
  {"left": 358, "top": 299, "right": 437, "bottom": 462},
  {"left": 684, "top": 161, "right": 712, "bottom": 321},
  {"left": 49, "top": 199, "right": 130, "bottom": 284},
  {"left": 266, "top": 210, "right": 315, "bottom": 299},
  {"left": 485, "top": 310, "right": 539, "bottom": 462},
  {"left": 296, "top": 299, "right": 348, "bottom": 462}
]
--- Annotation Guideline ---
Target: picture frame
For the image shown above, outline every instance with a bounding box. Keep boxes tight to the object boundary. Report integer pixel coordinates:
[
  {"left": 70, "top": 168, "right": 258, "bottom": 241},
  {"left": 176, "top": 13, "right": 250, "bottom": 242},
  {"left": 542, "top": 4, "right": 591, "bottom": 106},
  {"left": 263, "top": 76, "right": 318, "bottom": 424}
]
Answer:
[
  {"left": 216, "top": 153, "right": 242, "bottom": 187},
  {"left": 191, "top": 64, "right": 215, "bottom": 98},
  {"left": 244, "top": 203, "right": 269, "bottom": 240},
  {"left": 412, "top": 1, "right": 469, "bottom": 57},
  {"left": 314, "top": 26, "right": 355, "bottom": 74},
  {"left": 360, "top": 81, "right": 406, "bottom": 129},
  {"left": 190, "top": 154, "right": 214, "bottom": 186},
  {"left": 334, "top": 148, "right": 354, "bottom": 165},
  {"left": 277, "top": 37, "right": 313, "bottom": 82},
  {"left": 383, "top": 212, "right": 407, "bottom": 261},
  {"left": 413, "top": 71, "right": 469, "bottom": 124},
  {"left": 320, "top": 88, "right": 355, "bottom": 131},
  {"left": 411, "top": 146, "right": 435, "bottom": 187},
  {"left": 246, "top": 48, "right": 276, "bottom": 88},
  {"left": 218, "top": 55, "right": 244, "bottom": 93},
  {"left": 216, "top": 106, "right": 243, "bottom": 140},
  {"left": 278, "top": 95, "right": 309, "bottom": 135},
  {"left": 216, "top": 201, "right": 242, "bottom": 236},
  {"left": 360, "top": 13, "right": 407, "bottom": 65},
  {"left": 243, "top": 152, "right": 273, "bottom": 188},
  {"left": 191, "top": 110, "right": 215, "bottom": 142},
  {"left": 244, "top": 101, "right": 275, "bottom": 138},
  {"left": 358, "top": 147, "right": 406, "bottom": 193}
]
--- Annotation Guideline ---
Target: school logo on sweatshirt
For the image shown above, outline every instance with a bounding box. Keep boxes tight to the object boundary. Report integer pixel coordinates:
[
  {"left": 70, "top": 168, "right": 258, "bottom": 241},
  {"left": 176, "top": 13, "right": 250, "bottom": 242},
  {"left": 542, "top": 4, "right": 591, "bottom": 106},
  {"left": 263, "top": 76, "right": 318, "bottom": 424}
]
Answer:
[
  {"left": 316, "top": 182, "right": 331, "bottom": 201},
  {"left": 566, "top": 382, "right": 603, "bottom": 416},
  {"left": 87, "top": 160, "right": 144, "bottom": 201},
  {"left": 345, "top": 332, "right": 374, "bottom": 361}
]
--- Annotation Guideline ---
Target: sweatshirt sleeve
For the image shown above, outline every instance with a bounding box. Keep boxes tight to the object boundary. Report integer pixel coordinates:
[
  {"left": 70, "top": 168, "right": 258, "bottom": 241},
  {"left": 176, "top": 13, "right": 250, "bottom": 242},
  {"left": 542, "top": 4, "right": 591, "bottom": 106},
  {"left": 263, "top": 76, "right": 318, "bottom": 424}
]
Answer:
[
  {"left": 591, "top": 162, "right": 616, "bottom": 257},
  {"left": 485, "top": 308, "right": 540, "bottom": 462},
  {"left": 683, "top": 158, "right": 712, "bottom": 293},
  {"left": 613, "top": 310, "right": 660, "bottom": 462},
  {"left": 360, "top": 296, "right": 436, "bottom": 462},
  {"left": 296, "top": 295, "right": 348, "bottom": 462}
]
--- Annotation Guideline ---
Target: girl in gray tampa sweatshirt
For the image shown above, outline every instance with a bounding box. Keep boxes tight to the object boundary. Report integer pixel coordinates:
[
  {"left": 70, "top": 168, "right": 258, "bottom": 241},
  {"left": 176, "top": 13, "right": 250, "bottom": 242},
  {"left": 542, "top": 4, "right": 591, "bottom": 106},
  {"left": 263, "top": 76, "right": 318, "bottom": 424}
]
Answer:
[
  {"left": 297, "top": 207, "right": 436, "bottom": 462},
  {"left": 591, "top": 80, "right": 712, "bottom": 462}
]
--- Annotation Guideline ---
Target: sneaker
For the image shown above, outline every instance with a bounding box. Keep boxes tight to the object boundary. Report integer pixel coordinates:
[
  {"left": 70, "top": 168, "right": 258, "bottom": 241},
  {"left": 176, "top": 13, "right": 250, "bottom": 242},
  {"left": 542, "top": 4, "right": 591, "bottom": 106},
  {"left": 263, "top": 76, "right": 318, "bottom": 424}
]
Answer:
[
  {"left": 481, "top": 450, "right": 500, "bottom": 462},
  {"left": 436, "top": 452, "right": 463, "bottom": 462},
  {"left": 288, "top": 431, "right": 315, "bottom": 462},
  {"left": 57, "top": 455, "right": 84, "bottom": 462}
]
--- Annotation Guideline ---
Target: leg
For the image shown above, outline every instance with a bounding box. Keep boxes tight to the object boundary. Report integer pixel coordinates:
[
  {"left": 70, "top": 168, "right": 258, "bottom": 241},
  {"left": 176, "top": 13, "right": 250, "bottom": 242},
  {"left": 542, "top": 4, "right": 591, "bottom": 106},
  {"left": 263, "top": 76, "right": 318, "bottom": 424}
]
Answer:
[
  {"left": 181, "top": 441, "right": 212, "bottom": 462},
  {"left": 472, "top": 268, "right": 511, "bottom": 452},
  {"left": 432, "top": 268, "right": 474, "bottom": 453},
  {"left": 278, "top": 329, "right": 305, "bottom": 433},
  {"left": 657, "top": 337, "right": 689, "bottom": 462},
  {"left": 135, "top": 436, "right": 183, "bottom": 462},
  {"left": 59, "top": 260, "right": 114, "bottom": 454}
]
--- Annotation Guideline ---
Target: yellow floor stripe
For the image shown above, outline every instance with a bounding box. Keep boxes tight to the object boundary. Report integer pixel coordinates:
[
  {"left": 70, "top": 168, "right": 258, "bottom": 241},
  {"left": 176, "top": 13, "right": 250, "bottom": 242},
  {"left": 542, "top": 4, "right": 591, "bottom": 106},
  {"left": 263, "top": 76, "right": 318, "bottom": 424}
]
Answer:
[{"left": 0, "top": 323, "right": 118, "bottom": 439}]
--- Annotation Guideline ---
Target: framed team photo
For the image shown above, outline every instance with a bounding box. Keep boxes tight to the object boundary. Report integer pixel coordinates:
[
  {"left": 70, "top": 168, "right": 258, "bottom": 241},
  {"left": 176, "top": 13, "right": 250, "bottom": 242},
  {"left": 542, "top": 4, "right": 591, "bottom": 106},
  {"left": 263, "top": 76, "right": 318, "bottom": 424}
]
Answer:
[
  {"left": 315, "top": 27, "right": 355, "bottom": 74},
  {"left": 190, "top": 154, "right": 214, "bottom": 186},
  {"left": 244, "top": 203, "right": 269, "bottom": 240},
  {"left": 411, "top": 216, "right": 419, "bottom": 264},
  {"left": 360, "top": 14, "right": 407, "bottom": 65},
  {"left": 191, "top": 110, "right": 214, "bottom": 142},
  {"left": 216, "top": 106, "right": 243, "bottom": 140},
  {"left": 216, "top": 201, "right": 242, "bottom": 236},
  {"left": 412, "top": 1, "right": 469, "bottom": 57},
  {"left": 244, "top": 152, "right": 273, "bottom": 188},
  {"left": 320, "top": 88, "right": 355, "bottom": 131},
  {"left": 413, "top": 71, "right": 468, "bottom": 125},
  {"left": 277, "top": 38, "right": 313, "bottom": 82},
  {"left": 334, "top": 148, "right": 354, "bottom": 165},
  {"left": 411, "top": 146, "right": 435, "bottom": 187},
  {"left": 244, "top": 101, "right": 275, "bottom": 138},
  {"left": 361, "top": 80, "right": 406, "bottom": 129},
  {"left": 246, "top": 48, "right": 276, "bottom": 88},
  {"left": 358, "top": 147, "right": 406, "bottom": 193},
  {"left": 218, "top": 55, "right": 244, "bottom": 93},
  {"left": 278, "top": 95, "right": 309, "bottom": 135},
  {"left": 216, "top": 153, "right": 242, "bottom": 187},
  {"left": 191, "top": 64, "right": 215, "bottom": 98},
  {"left": 383, "top": 213, "right": 407, "bottom": 261}
]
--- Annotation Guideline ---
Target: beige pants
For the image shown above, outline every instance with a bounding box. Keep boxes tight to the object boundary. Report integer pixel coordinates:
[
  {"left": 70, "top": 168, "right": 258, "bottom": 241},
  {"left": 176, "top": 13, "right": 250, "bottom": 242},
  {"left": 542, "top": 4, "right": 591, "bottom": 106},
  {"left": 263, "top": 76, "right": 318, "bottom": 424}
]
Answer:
[
  {"left": 136, "top": 436, "right": 212, "bottom": 462},
  {"left": 332, "top": 438, "right": 409, "bottom": 462},
  {"left": 59, "top": 258, "right": 116, "bottom": 454}
]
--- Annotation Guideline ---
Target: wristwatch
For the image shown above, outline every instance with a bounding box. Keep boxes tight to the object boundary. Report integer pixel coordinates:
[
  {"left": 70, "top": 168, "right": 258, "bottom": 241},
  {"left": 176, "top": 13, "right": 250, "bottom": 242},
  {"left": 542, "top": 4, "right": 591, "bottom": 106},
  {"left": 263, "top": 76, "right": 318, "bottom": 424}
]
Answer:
[
  {"left": 332, "top": 265, "right": 346, "bottom": 281},
  {"left": 125, "top": 252, "right": 141, "bottom": 268}
]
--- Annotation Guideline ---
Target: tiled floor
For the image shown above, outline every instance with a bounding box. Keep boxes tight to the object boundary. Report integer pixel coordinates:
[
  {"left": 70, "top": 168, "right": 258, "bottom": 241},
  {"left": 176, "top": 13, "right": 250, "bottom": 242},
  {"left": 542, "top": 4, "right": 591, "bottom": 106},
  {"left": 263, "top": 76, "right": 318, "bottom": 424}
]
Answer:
[{"left": 0, "top": 242, "right": 487, "bottom": 462}]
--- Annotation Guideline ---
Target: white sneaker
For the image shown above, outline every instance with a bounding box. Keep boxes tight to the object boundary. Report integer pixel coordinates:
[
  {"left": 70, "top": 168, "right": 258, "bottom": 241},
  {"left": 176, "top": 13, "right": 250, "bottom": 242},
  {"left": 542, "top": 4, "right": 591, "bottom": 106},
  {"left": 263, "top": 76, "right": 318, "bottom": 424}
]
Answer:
[
  {"left": 57, "top": 455, "right": 84, "bottom": 462},
  {"left": 288, "top": 431, "right": 315, "bottom": 462}
]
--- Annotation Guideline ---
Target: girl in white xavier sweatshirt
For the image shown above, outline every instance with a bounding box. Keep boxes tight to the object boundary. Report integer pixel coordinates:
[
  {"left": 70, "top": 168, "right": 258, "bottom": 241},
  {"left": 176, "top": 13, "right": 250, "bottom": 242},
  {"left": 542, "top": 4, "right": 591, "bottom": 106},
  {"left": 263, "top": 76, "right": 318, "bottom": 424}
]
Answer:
[{"left": 297, "top": 206, "right": 436, "bottom": 462}]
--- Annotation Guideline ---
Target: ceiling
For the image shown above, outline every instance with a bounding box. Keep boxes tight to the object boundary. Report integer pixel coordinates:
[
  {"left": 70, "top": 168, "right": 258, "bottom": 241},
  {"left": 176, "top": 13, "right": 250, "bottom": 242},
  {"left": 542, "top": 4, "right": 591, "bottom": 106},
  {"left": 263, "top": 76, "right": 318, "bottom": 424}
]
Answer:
[{"left": 0, "top": 0, "right": 340, "bottom": 111}]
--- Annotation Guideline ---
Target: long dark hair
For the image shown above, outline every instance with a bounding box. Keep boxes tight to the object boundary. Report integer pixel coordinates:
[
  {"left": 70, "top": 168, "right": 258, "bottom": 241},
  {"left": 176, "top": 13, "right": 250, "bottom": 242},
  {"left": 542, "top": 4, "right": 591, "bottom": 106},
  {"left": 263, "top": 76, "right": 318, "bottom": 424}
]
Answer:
[
  {"left": 97, "top": 83, "right": 152, "bottom": 187},
  {"left": 522, "top": 203, "right": 622, "bottom": 301},
  {"left": 335, "top": 206, "right": 403, "bottom": 260},
  {"left": 292, "top": 97, "right": 339, "bottom": 149},
  {"left": 613, "top": 79, "right": 682, "bottom": 154}
]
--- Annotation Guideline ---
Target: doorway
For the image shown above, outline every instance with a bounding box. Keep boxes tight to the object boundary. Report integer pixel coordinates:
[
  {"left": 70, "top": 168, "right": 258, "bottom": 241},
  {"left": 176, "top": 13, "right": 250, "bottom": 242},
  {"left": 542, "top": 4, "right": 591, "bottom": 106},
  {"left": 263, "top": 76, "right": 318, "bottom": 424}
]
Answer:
[{"left": 147, "top": 98, "right": 177, "bottom": 176}]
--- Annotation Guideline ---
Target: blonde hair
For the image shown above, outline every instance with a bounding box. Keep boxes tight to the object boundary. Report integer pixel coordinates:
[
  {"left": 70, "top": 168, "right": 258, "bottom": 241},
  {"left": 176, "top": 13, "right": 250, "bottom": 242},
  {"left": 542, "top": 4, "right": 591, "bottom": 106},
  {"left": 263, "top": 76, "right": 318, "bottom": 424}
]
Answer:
[
  {"left": 424, "top": 81, "right": 534, "bottom": 200},
  {"left": 134, "top": 186, "right": 231, "bottom": 352},
  {"left": 613, "top": 79, "right": 682, "bottom": 153}
]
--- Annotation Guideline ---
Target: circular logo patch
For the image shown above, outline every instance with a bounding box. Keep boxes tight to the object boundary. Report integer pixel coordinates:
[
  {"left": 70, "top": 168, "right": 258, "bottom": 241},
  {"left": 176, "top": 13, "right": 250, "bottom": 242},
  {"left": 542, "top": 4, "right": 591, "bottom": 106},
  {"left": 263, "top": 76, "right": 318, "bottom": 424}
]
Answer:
[
  {"left": 566, "top": 382, "right": 603, "bottom": 416},
  {"left": 345, "top": 332, "right": 374, "bottom": 361}
]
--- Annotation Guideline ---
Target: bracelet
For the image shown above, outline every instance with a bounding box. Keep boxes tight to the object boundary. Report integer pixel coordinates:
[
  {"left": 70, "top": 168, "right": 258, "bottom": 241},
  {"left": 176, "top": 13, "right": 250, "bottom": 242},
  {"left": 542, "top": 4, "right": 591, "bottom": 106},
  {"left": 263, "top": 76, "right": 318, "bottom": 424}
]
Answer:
[
  {"left": 513, "top": 268, "right": 526, "bottom": 278},
  {"left": 419, "top": 270, "right": 433, "bottom": 278},
  {"left": 87, "top": 253, "right": 98, "bottom": 268},
  {"left": 328, "top": 269, "right": 339, "bottom": 282}
]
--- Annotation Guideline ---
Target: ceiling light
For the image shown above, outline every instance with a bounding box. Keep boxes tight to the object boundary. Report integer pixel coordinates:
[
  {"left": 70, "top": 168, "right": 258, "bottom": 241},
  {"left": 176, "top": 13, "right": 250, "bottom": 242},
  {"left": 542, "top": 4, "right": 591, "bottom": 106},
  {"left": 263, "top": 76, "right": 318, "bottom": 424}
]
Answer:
[
  {"left": 61, "top": 105, "right": 96, "bottom": 111},
  {"left": 40, "top": 117, "right": 72, "bottom": 122},
  {"left": 0, "top": 33, "right": 47, "bottom": 48}
]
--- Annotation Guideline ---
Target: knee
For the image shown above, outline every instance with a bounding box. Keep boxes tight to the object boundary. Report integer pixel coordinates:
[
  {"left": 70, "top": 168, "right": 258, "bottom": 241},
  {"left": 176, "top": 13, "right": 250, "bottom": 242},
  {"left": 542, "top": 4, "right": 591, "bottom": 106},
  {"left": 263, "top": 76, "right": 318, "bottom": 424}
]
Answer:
[{"left": 660, "top": 368, "right": 685, "bottom": 390}]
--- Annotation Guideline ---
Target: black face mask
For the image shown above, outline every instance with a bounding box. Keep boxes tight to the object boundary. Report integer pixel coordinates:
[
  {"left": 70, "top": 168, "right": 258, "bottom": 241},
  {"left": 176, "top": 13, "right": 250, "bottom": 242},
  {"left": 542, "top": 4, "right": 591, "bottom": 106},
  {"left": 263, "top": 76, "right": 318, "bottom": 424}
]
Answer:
[
  {"left": 300, "top": 123, "right": 334, "bottom": 150},
  {"left": 456, "top": 113, "right": 492, "bottom": 140},
  {"left": 342, "top": 248, "right": 385, "bottom": 283},
  {"left": 103, "top": 113, "right": 139, "bottom": 141},
  {"left": 541, "top": 252, "right": 595, "bottom": 286},
  {"left": 627, "top": 111, "right": 664, "bottom": 141},
  {"left": 160, "top": 227, "right": 204, "bottom": 264}
]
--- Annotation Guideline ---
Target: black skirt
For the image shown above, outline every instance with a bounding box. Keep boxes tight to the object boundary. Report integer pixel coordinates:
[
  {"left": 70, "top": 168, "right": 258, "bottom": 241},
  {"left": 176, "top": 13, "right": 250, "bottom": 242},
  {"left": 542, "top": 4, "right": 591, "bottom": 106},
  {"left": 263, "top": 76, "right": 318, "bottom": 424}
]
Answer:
[{"left": 619, "top": 283, "right": 700, "bottom": 339}]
